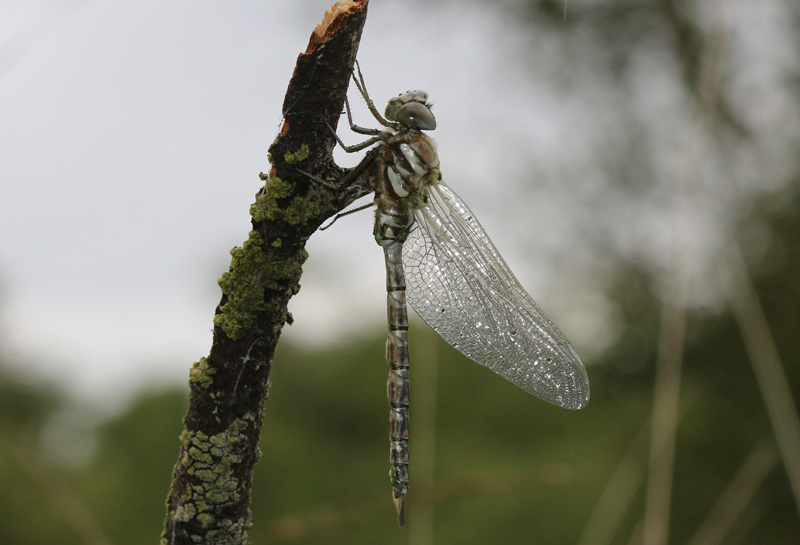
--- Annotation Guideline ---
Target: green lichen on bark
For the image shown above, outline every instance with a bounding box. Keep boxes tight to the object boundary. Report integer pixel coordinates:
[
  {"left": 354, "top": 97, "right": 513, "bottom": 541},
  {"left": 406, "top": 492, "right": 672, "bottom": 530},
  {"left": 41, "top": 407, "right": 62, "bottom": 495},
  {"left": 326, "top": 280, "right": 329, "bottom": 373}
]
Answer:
[
  {"left": 189, "top": 357, "right": 215, "bottom": 389},
  {"left": 214, "top": 227, "right": 308, "bottom": 341},
  {"left": 249, "top": 176, "right": 292, "bottom": 223},
  {"left": 249, "top": 176, "right": 322, "bottom": 226},
  {"left": 214, "top": 230, "right": 268, "bottom": 340},
  {"left": 283, "top": 144, "right": 309, "bottom": 164},
  {"left": 161, "top": 415, "right": 257, "bottom": 545}
]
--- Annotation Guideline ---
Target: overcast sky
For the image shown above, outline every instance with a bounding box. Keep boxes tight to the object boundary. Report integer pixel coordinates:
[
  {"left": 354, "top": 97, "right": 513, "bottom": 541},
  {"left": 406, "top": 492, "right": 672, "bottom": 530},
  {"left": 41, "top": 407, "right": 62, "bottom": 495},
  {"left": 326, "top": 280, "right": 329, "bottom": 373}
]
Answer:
[{"left": 1, "top": 0, "right": 797, "bottom": 409}]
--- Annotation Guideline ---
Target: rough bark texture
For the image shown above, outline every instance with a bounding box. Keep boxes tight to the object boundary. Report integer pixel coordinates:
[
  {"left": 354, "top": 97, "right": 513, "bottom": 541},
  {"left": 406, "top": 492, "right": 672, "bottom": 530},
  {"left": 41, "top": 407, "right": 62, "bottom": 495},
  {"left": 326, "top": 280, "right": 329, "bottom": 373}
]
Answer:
[{"left": 162, "top": 2, "right": 371, "bottom": 543}]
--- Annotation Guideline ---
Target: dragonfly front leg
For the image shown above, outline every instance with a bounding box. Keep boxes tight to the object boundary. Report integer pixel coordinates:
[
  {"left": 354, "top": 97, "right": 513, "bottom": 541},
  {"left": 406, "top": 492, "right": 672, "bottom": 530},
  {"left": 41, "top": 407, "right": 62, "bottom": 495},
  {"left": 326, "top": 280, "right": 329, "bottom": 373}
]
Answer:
[
  {"left": 328, "top": 122, "right": 381, "bottom": 153},
  {"left": 385, "top": 241, "right": 410, "bottom": 527},
  {"left": 344, "top": 95, "right": 382, "bottom": 136},
  {"left": 351, "top": 61, "right": 393, "bottom": 128}
]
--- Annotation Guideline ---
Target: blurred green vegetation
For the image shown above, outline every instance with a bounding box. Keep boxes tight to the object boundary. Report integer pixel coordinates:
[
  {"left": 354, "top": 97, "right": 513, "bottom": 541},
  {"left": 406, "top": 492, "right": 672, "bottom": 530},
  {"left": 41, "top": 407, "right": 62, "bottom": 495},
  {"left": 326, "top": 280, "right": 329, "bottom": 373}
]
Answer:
[{"left": 0, "top": 188, "right": 798, "bottom": 544}]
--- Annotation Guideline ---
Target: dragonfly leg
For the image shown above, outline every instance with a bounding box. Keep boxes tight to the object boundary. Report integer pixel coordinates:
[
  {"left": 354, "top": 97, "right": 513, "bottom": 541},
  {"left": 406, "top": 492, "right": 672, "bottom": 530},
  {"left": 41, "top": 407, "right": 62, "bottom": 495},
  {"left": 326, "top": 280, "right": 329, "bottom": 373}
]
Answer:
[
  {"left": 335, "top": 147, "right": 378, "bottom": 188},
  {"left": 344, "top": 95, "right": 381, "bottom": 136},
  {"left": 286, "top": 146, "right": 377, "bottom": 194},
  {"left": 319, "top": 201, "right": 373, "bottom": 231},
  {"left": 282, "top": 166, "right": 339, "bottom": 190},
  {"left": 328, "top": 121, "right": 381, "bottom": 153},
  {"left": 351, "top": 61, "right": 393, "bottom": 128}
]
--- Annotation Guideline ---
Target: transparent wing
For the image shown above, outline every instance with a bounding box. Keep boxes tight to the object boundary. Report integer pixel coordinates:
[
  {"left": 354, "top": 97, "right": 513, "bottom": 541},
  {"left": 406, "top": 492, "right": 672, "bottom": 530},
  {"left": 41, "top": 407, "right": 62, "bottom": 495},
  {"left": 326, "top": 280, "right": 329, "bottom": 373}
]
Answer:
[{"left": 403, "top": 181, "right": 589, "bottom": 409}]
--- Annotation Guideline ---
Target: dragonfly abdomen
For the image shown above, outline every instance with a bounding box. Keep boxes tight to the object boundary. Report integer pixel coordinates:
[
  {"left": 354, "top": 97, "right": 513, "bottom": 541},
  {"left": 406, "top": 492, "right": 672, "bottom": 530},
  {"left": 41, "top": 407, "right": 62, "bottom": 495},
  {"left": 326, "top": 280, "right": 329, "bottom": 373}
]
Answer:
[
  {"left": 384, "top": 241, "right": 410, "bottom": 525},
  {"left": 374, "top": 202, "right": 413, "bottom": 247}
]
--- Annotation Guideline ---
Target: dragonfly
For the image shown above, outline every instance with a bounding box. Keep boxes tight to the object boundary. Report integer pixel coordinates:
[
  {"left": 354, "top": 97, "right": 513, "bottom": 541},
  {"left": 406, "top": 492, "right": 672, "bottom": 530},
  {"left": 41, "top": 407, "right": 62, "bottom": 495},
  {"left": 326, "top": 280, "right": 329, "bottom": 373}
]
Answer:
[{"left": 322, "top": 68, "right": 590, "bottom": 527}]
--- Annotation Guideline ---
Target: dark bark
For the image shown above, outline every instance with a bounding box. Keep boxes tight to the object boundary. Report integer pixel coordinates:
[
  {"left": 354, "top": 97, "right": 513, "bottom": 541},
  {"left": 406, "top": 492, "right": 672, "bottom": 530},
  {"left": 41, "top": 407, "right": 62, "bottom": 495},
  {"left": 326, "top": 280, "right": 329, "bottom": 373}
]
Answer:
[{"left": 161, "top": 2, "right": 371, "bottom": 543}]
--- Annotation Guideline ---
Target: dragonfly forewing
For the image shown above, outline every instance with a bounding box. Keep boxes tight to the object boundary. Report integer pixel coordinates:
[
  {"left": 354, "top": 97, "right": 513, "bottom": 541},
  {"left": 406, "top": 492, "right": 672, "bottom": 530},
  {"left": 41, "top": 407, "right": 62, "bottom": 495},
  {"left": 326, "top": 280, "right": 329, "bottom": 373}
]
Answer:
[{"left": 403, "top": 181, "right": 590, "bottom": 410}]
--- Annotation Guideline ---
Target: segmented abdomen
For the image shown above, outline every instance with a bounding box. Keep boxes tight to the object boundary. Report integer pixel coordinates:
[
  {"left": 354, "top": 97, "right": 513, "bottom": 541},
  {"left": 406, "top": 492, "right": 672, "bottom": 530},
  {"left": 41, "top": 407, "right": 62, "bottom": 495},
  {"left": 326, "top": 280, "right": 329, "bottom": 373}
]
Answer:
[{"left": 385, "top": 241, "right": 410, "bottom": 525}]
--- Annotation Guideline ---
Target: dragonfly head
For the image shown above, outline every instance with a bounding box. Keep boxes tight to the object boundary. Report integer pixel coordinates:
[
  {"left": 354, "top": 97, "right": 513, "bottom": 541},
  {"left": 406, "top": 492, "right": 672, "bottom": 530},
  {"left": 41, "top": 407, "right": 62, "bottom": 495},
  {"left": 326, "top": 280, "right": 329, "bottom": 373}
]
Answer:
[{"left": 385, "top": 90, "right": 436, "bottom": 131}]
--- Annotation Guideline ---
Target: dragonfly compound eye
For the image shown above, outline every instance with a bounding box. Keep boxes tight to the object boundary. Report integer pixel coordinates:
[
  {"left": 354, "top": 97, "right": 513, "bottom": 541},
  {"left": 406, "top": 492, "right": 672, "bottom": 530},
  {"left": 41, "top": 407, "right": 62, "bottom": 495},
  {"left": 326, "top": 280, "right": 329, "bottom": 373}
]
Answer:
[{"left": 395, "top": 102, "right": 436, "bottom": 130}]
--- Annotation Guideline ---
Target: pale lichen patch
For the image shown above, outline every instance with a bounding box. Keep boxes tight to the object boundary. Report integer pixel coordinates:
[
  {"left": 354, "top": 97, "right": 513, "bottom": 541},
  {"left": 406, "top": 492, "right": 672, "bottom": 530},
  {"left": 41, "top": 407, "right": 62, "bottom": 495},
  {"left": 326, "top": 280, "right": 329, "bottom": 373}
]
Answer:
[
  {"left": 173, "top": 502, "right": 196, "bottom": 522},
  {"left": 214, "top": 230, "right": 268, "bottom": 340},
  {"left": 250, "top": 177, "right": 293, "bottom": 223},
  {"left": 284, "top": 144, "right": 309, "bottom": 164},
  {"left": 189, "top": 357, "right": 215, "bottom": 389},
  {"left": 167, "top": 417, "right": 254, "bottom": 543}
]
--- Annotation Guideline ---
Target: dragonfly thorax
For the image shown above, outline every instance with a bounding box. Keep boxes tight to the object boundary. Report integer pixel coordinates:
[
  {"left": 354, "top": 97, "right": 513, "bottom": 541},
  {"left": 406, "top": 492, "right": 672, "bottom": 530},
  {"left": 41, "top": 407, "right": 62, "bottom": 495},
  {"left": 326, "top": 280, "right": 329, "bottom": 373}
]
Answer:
[
  {"left": 384, "top": 136, "right": 439, "bottom": 197},
  {"left": 374, "top": 132, "right": 440, "bottom": 247}
]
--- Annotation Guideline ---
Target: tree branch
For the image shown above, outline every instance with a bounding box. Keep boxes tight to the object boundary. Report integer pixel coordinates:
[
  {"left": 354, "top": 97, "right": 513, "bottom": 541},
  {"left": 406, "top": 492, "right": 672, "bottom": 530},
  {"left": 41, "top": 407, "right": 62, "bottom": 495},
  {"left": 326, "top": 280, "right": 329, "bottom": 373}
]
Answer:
[{"left": 162, "top": 2, "right": 371, "bottom": 543}]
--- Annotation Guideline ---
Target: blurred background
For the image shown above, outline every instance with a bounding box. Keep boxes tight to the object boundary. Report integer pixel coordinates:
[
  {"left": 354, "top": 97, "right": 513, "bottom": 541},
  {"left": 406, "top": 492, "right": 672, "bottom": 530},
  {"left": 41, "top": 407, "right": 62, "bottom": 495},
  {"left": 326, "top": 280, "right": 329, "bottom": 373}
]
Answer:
[{"left": 1, "top": 0, "right": 799, "bottom": 543}]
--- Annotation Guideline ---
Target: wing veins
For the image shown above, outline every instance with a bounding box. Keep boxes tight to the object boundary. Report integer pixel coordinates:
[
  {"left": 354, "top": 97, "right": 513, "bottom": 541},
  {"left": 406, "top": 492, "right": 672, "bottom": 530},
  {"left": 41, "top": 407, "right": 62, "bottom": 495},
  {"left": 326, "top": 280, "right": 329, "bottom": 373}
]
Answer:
[{"left": 402, "top": 182, "right": 589, "bottom": 409}]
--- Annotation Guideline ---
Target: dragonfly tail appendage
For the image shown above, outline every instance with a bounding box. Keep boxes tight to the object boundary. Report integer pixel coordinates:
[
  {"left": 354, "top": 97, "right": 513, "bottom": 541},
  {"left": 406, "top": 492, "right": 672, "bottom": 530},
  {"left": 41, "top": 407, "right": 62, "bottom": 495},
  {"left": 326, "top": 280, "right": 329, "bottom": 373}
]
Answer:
[
  {"left": 385, "top": 243, "right": 410, "bottom": 527},
  {"left": 393, "top": 494, "right": 406, "bottom": 527}
]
